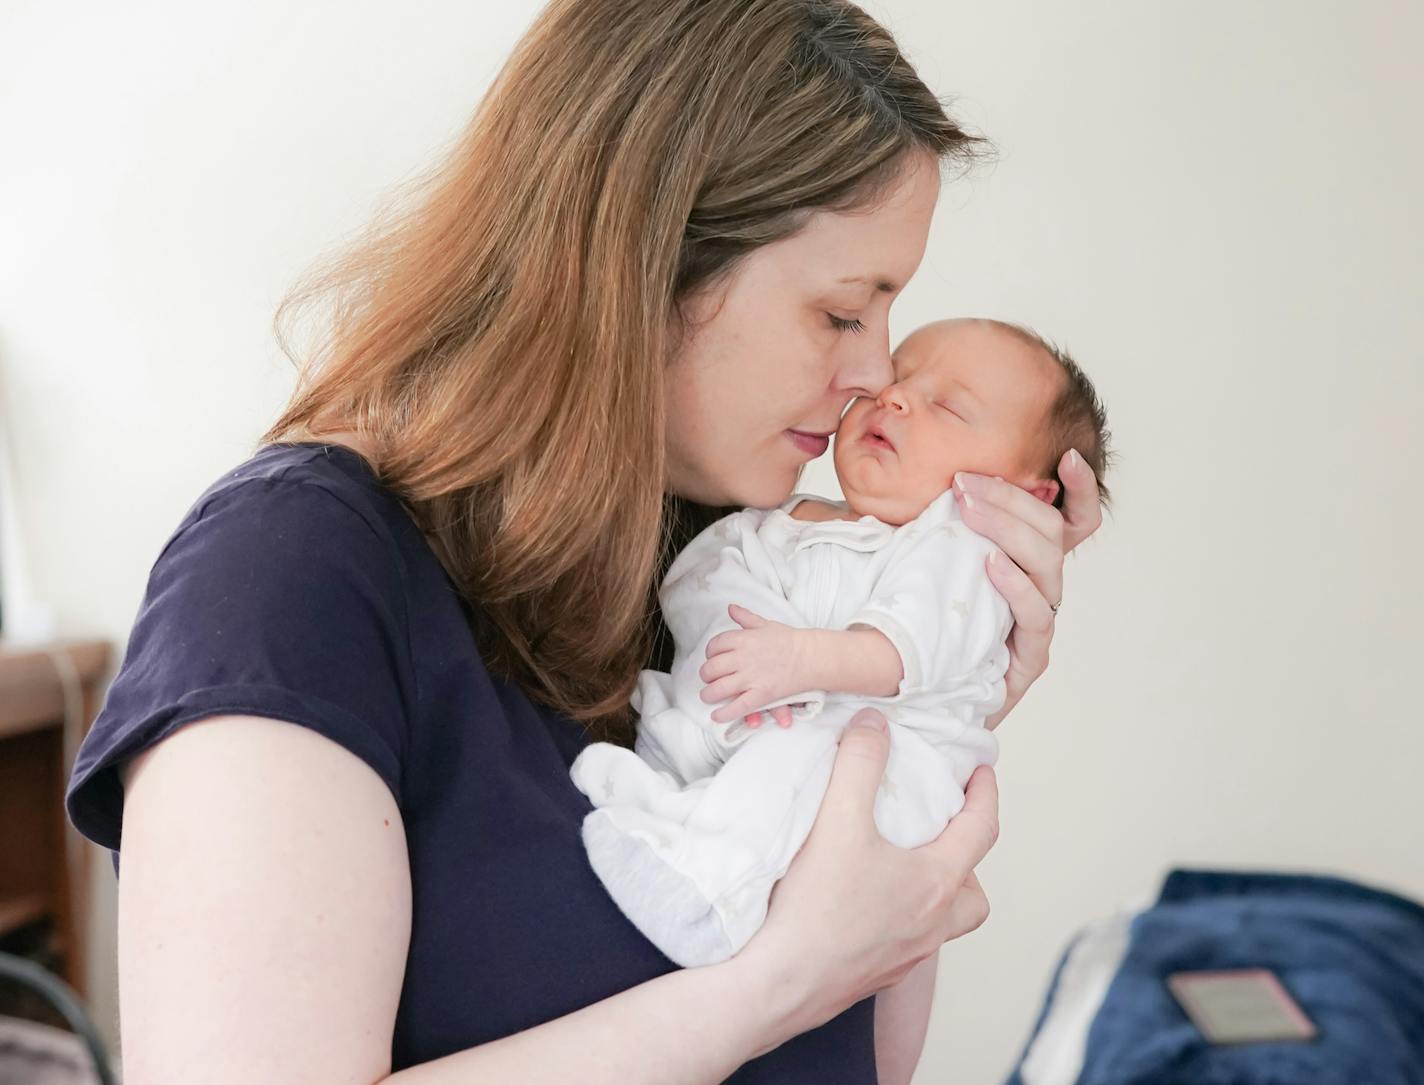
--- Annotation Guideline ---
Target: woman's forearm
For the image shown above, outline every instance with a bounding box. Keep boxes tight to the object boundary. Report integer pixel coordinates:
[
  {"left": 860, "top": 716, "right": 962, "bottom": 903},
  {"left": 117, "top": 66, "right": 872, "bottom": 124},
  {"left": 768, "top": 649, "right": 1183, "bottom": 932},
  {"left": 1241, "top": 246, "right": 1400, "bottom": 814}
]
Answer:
[
  {"left": 386, "top": 951, "right": 808, "bottom": 1085},
  {"left": 874, "top": 951, "right": 939, "bottom": 1085}
]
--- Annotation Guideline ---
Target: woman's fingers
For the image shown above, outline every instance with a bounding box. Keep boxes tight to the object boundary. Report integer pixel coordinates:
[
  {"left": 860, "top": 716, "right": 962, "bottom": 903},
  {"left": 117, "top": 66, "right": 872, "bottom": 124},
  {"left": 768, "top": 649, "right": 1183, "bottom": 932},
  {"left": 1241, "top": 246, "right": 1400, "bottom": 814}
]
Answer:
[
  {"left": 954, "top": 473, "right": 1064, "bottom": 551},
  {"left": 980, "top": 547, "right": 1057, "bottom": 732},
  {"left": 986, "top": 550, "right": 1057, "bottom": 641},
  {"left": 1056, "top": 449, "right": 1104, "bottom": 553},
  {"left": 954, "top": 478, "right": 1063, "bottom": 607},
  {"left": 916, "top": 765, "right": 999, "bottom": 894},
  {"left": 941, "top": 869, "right": 991, "bottom": 939},
  {"left": 811, "top": 709, "right": 891, "bottom": 841}
]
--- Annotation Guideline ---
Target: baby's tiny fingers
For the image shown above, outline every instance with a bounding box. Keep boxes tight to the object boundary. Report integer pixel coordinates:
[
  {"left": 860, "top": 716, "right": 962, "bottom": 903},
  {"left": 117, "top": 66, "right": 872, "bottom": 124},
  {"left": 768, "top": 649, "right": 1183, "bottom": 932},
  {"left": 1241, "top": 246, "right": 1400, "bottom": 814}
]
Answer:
[
  {"left": 705, "top": 630, "right": 740, "bottom": 659},
  {"left": 701, "top": 676, "right": 746, "bottom": 705},
  {"left": 699, "top": 654, "right": 736, "bottom": 683},
  {"left": 718, "top": 692, "right": 760, "bottom": 723},
  {"left": 771, "top": 705, "right": 793, "bottom": 728},
  {"left": 728, "top": 604, "right": 767, "bottom": 629}
]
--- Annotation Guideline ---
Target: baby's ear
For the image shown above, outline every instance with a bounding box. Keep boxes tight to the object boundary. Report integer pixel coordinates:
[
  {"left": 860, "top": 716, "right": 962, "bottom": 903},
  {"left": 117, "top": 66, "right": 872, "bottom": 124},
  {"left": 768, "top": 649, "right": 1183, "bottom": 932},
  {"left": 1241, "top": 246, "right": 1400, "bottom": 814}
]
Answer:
[{"left": 1024, "top": 478, "right": 1060, "bottom": 506}]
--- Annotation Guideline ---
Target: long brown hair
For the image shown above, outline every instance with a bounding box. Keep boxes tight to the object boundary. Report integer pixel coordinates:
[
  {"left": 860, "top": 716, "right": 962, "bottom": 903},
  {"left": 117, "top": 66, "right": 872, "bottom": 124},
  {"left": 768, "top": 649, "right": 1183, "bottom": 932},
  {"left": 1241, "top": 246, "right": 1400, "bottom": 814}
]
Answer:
[{"left": 262, "top": 0, "right": 988, "bottom": 745}]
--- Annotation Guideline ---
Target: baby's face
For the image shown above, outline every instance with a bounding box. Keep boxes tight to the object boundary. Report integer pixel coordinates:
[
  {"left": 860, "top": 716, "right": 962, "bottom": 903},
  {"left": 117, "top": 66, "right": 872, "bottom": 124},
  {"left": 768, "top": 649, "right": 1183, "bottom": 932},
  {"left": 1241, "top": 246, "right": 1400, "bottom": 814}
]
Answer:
[{"left": 833, "top": 319, "right": 1063, "bottom": 524}]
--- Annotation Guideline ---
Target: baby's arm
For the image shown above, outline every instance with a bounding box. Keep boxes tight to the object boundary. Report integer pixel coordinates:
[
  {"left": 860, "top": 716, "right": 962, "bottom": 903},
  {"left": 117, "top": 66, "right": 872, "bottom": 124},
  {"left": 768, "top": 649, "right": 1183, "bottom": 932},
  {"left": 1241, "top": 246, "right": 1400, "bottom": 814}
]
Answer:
[
  {"left": 841, "top": 515, "right": 1014, "bottom": 714},
  {"left": 699, "top": 611, "right": 905, "bottom": 723},
  {"left": 660, "top": 515, "right": 829, "bottom": 731},
  {"left": 703, "top": 513, "right": 1012, "bottom": 723}
]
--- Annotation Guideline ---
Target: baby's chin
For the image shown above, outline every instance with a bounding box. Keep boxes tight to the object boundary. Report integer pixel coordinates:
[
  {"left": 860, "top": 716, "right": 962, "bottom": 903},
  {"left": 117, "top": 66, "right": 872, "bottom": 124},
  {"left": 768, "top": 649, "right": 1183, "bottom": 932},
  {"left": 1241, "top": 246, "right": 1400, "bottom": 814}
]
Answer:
[
  {"left": 835, "top": 453, "right": 935, "bottom": 523},
  {"left": 839, "top": 484, "right": 940, "bottom": 527}
]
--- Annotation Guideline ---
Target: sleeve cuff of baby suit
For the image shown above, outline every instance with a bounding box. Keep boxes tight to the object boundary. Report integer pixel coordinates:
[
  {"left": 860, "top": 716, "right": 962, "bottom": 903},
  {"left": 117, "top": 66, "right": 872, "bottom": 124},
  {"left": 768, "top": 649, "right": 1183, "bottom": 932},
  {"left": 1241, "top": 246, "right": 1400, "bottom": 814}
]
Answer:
[
  {"left": 758, "top": 689, "right": 827, "bottom": 722},
  {"left": 845, "top": 611, "right": 921, "bottom": 697}
]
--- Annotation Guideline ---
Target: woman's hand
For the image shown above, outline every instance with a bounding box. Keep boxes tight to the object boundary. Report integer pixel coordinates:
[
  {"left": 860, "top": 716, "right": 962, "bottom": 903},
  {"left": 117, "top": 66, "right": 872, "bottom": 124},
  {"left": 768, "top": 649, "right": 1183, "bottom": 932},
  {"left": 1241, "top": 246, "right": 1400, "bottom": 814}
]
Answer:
[
  {"left": 952, "top": 449, "right": 1103, "bottom": 731},
  {"left": 729, "top": 709, "right": 999, "bottom": 1043}
]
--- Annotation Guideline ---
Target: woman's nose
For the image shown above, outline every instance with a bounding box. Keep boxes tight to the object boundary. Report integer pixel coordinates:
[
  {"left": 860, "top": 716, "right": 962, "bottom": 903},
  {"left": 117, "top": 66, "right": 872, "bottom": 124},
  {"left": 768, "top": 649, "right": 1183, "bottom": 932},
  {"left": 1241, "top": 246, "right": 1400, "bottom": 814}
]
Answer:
[{"left": 831, "top": 325, "right": 894, "bottom": 399}]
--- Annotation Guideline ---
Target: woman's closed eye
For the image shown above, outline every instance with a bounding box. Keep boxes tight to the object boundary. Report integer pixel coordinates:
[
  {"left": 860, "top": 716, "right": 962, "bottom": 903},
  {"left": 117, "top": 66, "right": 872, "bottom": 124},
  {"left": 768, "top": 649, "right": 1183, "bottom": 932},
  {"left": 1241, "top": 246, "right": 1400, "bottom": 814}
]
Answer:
[{"left": 828, "top": 314, "right": 866, "bottom": 334}]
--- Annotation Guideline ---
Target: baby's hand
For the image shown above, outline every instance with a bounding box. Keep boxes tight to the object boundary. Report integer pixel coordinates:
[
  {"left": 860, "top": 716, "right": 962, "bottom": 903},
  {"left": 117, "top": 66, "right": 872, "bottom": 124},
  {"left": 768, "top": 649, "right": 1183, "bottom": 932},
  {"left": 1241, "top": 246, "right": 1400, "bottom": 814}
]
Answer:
[{"left": 699, "top": 604, "right": 812, "bottom": 728}]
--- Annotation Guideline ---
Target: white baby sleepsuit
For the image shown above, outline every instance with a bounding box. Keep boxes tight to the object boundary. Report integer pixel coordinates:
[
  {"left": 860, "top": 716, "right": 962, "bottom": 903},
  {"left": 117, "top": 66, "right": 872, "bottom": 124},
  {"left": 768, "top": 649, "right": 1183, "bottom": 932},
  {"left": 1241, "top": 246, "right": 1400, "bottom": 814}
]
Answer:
[{"left": 569, "top": 487, "right": 1013, "bottom": 967}]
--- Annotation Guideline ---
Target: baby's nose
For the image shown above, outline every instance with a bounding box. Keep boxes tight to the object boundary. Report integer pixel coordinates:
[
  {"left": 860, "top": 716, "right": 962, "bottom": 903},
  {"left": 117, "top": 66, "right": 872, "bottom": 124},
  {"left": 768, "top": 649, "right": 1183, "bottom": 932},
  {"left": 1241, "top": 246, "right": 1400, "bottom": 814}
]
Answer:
[{"left": 877, "top": 386, "right": 909, "bottom": 411}]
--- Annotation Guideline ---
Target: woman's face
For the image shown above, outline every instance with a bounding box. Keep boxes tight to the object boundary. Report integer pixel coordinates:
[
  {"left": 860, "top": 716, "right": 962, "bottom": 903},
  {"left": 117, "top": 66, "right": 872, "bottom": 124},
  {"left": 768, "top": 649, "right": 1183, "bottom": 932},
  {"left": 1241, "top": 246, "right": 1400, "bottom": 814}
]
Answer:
[{"left": 664, "top": 152, "right": 942, "bottom": 508}]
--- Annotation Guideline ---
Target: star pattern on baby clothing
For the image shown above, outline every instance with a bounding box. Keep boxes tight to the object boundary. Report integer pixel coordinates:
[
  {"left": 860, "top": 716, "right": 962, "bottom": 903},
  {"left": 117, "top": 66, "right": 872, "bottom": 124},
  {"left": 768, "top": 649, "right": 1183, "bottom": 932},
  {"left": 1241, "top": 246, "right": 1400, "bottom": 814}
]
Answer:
[
  {"left": 713, "top": 520, "right": 734, "bottom": 541},
  {"left": 950, "top": 597, "right": 970, "bottom": 620},
  {"left": 882, "top": 592, "right": 909, "bottom": 611},
  {"left": 881, "top": 773, "right": 899, "bottom": 798},
  {"left": 693, "top": 558, "right": 719, "bottom": 591},
  {"left": 942, "top": 524, "right": 960, "bottom": 539}
]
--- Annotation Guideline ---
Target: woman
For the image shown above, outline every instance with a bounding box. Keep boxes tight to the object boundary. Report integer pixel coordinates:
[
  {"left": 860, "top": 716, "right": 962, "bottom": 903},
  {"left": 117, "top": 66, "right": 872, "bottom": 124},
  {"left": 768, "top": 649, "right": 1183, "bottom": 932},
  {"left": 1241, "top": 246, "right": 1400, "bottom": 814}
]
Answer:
[{"left": 66, "top": 1, "right": 1102, "bottom": 1081}]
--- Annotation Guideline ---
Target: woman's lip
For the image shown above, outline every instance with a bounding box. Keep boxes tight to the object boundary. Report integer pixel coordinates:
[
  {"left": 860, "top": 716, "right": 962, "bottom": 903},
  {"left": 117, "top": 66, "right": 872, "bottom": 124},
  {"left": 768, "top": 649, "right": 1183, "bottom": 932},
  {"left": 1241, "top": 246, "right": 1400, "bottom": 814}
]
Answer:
[{"left": 786, "top": 429, "right": 831, "bottom": 457}]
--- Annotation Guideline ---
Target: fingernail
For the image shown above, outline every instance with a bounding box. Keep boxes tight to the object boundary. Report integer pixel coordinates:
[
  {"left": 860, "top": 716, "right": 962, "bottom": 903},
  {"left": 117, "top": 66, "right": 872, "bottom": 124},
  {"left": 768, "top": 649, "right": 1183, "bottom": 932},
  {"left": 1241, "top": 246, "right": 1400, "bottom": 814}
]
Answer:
[
  {"left": 962, "top": 492, "right": 976, "bottom": 511},
  {"left": 1068, "top": 449, "right": 1081, "bottom": 470},
  {"left": 955, "top": 471, "right": 980, "bottom": 491},
  {"left": 989, "top": 550, "right": 1000, "bottom": 567}
]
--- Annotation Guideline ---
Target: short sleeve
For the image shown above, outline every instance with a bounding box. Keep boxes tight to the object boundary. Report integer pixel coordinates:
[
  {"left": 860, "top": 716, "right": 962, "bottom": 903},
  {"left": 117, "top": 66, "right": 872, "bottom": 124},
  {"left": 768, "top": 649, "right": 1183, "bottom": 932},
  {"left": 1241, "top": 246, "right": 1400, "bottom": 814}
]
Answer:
[
  {"left": 844, "top": 521, "right": 1012, "bottom": 703},
  {"left": 65, "top": 476, "right": 415, "bottom": 855}
]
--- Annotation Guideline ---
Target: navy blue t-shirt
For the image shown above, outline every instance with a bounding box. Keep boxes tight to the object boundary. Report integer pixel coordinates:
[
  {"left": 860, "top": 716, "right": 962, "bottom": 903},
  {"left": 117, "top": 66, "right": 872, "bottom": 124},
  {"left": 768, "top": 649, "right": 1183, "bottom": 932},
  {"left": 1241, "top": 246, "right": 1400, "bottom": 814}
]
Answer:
[{"left": 65, "top": 441, "right": 877, "bottom": 1081}]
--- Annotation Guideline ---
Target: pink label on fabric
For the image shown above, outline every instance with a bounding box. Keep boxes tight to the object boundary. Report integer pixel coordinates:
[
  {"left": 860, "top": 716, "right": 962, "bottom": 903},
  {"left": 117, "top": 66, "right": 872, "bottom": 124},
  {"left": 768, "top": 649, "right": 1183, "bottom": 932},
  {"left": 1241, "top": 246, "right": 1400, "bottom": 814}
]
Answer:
[{"left": 1167, "top": 968, "right": 1319, "bottom": 1045}]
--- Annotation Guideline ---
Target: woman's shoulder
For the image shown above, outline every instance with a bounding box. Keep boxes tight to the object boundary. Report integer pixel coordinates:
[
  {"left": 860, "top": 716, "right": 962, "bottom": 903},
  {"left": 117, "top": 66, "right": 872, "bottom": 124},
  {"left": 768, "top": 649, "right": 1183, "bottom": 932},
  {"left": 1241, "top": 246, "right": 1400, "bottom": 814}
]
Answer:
[
  {"left": 185, "top": 441, "right": 405, "bottom": 540},
  {"left": 65, "top": 442, "right": 426, "bottom": 853},
  {"left": 162, "top": 440, "right": 433, "bottom": 595}
]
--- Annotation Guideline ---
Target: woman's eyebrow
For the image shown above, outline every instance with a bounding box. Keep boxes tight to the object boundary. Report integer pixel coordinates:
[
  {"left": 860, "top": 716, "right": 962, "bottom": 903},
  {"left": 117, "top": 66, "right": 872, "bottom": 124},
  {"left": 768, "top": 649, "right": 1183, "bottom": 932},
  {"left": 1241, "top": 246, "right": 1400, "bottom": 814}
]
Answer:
[{"left": 836, "top": 274, "right": 898, "bottom": 293}]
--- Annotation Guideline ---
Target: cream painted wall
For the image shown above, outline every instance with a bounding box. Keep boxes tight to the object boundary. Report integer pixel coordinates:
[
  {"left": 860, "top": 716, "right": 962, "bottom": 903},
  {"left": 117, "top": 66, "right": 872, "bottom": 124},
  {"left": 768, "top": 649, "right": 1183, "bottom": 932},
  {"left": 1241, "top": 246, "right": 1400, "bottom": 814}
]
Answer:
[{"left": 2, "top": 2, "right": 1420, "bottom": 1080}]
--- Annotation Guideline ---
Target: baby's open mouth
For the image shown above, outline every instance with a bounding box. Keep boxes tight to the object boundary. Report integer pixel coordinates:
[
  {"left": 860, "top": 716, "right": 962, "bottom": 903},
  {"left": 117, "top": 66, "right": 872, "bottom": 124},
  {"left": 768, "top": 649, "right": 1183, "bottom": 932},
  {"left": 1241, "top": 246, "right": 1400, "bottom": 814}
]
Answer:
[{"left": 863, "top": 424, "right": 896, "bottom": 452}]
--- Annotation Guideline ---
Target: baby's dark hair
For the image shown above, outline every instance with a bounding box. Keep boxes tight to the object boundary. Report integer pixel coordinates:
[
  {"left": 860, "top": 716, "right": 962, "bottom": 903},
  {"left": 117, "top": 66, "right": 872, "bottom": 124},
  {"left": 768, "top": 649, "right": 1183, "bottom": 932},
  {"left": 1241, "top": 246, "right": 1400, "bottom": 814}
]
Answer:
[{"left": 988, "top": 320, "right": 1116, "bottom": 515}]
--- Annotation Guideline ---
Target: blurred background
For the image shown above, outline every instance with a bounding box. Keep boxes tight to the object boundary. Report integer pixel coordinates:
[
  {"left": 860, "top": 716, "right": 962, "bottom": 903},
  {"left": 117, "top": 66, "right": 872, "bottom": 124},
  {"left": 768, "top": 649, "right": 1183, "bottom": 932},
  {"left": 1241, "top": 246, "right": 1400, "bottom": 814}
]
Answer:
[{"left": 1, "top": 1, "right": 1420, "bottom": 1081}]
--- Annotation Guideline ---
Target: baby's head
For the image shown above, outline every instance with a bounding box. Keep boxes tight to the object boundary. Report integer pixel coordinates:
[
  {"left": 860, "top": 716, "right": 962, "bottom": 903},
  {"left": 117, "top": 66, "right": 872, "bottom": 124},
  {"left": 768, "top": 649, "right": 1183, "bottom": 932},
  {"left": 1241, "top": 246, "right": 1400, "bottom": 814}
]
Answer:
[{"left": 833, "top": 318, "right": 1114, "bottom": 526}]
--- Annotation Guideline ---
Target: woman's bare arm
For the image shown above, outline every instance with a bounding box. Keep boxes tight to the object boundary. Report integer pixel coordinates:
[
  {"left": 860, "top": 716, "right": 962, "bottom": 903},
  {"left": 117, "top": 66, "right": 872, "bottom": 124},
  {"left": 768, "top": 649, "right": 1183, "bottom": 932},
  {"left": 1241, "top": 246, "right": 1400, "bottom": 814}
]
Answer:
[{"left": 117, "top": 715, "right": 800, "bottom": 1085}]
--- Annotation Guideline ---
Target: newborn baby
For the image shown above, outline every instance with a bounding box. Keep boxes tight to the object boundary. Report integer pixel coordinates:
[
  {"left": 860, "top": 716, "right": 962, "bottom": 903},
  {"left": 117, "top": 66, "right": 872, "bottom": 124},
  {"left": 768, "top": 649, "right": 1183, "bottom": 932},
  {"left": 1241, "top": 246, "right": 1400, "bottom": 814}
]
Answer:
[{"left": 570, "top": 317, "right": 1112, "bottom": 968}]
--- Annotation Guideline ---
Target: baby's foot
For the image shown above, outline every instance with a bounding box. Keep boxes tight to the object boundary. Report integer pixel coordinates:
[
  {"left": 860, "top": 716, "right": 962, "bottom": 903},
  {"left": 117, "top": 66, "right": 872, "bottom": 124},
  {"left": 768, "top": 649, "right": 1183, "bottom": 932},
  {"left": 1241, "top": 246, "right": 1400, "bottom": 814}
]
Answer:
[{"left": 582, "top": 808, "right": 735, "bottom": 968}]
